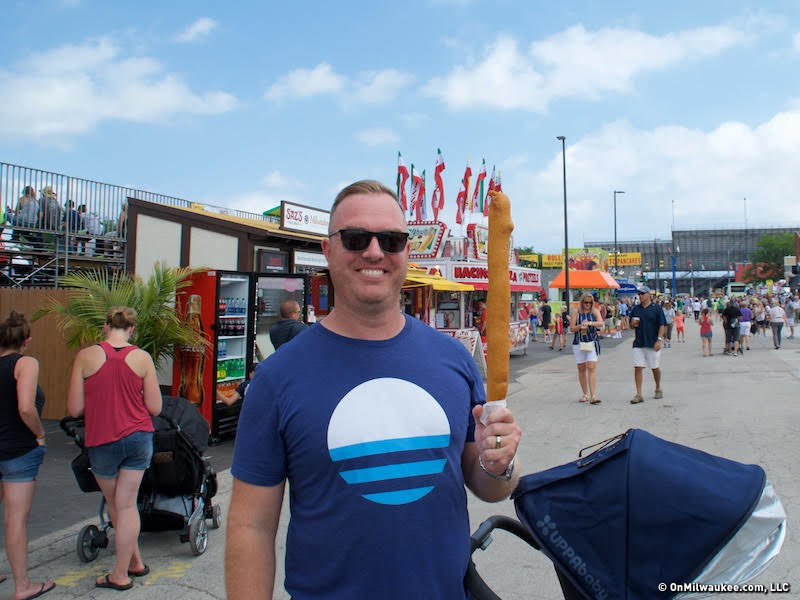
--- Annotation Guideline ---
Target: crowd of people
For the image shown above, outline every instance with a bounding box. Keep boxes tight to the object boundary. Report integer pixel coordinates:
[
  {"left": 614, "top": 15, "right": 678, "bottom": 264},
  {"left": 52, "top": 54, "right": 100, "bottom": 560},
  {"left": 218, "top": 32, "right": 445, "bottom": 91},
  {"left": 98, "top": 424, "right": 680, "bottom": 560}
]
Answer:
[
  {"left": 523, "top": 286, "right": 798, "bottom": 407},
  {"left": 3, "top": 185, "right": 127, "bottom": 255}
]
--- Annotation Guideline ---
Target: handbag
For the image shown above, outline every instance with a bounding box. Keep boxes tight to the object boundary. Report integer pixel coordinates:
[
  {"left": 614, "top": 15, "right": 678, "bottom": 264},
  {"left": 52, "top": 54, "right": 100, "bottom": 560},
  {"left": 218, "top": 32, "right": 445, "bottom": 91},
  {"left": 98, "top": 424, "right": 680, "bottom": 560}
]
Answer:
[{"left": 577, "top": 313, "right": 595, "bottom": 352}]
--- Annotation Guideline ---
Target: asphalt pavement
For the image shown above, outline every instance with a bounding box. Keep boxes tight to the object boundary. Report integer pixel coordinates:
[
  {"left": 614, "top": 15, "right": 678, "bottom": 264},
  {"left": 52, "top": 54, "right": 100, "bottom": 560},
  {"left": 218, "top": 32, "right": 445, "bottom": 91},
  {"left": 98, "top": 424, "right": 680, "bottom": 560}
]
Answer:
[{"left": 2, "top": 319, "right": 799, "bottom": 599}]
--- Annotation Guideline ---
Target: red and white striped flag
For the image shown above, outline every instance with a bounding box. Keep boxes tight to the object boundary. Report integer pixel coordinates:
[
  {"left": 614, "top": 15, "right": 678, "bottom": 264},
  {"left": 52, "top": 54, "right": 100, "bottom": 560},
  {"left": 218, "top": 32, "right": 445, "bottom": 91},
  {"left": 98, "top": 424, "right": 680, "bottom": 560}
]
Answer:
[
  {"left": 482, "top": 164, "right": 496, "bottom": 217},
  {"left": 471, "top": 159, "right": 487, "bottom": 213},
  {"left": 410, "top": 167, "right": 427, "bottom": 221},
  {"left": 455, "top": 161, "right": 472, "bottom": 224},
  {"left": 431, "top": 148, "right": 445, "bottom": 221},
  {"left": 397, "top": 152, "right": 410, "bottom": 211},
  {"left": 495, "top": 170, "right": 502, "bottom": 192}
]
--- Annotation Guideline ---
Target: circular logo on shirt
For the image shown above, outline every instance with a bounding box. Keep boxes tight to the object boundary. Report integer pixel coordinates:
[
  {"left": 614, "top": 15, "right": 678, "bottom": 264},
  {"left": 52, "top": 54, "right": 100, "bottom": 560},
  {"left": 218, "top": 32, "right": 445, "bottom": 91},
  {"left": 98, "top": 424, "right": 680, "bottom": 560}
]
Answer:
[{"left": 327, "top": 378, "right": 451, "bottom": 505}]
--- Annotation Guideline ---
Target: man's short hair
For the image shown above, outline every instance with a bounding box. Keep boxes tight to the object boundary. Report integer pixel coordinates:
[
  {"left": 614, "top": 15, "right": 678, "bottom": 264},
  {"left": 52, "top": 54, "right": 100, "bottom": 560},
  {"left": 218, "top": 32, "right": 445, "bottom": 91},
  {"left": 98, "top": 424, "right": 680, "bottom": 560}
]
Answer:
[
  {"left": 280, "top": 300, "right": 300, "bottom": 319},
  {"left": 329, "top": 180, "right": 400, "bottom": 232}
]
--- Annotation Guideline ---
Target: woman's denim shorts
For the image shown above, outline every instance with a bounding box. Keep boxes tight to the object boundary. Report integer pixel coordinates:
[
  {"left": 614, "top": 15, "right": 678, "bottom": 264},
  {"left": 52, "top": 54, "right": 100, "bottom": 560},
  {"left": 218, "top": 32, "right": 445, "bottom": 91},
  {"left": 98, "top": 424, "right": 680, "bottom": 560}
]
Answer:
[
  {"left": 0, "top": 445, "right": 46, "bottom": 483},
  {"left": 88, "top": 431, "right": 153, "bottom": 479}
]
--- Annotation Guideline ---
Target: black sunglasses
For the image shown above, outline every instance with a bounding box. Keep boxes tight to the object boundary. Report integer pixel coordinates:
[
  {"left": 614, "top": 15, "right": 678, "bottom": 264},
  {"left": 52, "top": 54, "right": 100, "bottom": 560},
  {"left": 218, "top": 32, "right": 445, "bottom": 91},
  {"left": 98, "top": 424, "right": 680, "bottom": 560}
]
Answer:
[{"left": 330, "top": 228, "right": 409, "bottom": 253}]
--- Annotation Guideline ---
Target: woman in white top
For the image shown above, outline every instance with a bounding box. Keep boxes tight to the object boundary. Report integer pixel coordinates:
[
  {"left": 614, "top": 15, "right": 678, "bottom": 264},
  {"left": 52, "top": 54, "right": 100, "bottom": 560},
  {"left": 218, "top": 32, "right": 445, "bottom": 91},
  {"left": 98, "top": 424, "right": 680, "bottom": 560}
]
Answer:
[
  {"left": 767, "top": 299, "right": 786, "bottom": 349},
  {"left": 662, "top": 301, "right": 676, "bottom": 348}
]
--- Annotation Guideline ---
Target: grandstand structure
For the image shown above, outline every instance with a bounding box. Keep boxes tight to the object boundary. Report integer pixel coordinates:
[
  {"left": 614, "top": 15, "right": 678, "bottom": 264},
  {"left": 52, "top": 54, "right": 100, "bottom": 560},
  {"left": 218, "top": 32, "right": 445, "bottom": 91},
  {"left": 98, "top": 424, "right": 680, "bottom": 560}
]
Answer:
[
  {"left": 586, "top": 225, "right": 800, "bottom": 295},
  {"left": 0, "top": 161, "right": 277, "bottom": 287}
]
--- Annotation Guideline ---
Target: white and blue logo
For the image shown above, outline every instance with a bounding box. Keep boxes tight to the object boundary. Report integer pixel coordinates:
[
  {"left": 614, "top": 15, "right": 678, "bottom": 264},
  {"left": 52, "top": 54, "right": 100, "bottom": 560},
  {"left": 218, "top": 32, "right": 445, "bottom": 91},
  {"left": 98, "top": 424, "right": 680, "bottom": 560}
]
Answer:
[{"left": 327, "top": 377, "right": 450, "bottom": 506}]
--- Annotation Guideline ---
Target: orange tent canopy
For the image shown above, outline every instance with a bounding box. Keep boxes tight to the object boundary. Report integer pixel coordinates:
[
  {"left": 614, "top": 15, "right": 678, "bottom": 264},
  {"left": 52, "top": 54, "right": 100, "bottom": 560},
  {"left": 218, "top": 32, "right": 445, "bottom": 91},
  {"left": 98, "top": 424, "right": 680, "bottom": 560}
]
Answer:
[{"left": 549, "top": 270, "right": 620, "bottom": 289}]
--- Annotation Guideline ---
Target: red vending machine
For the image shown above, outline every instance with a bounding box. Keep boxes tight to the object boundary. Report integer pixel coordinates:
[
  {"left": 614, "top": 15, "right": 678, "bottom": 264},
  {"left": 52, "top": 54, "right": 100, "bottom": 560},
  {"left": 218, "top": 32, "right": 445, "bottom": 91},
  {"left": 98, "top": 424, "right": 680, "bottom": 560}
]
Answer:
[{"left": 173, "top": 269, "right": 309, "bottom": 442}]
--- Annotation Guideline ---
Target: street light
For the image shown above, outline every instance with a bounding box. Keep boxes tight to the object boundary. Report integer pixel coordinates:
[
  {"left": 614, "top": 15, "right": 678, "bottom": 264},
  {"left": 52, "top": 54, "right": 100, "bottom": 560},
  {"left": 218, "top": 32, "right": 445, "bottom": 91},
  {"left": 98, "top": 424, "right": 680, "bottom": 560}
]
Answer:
[
  {"left": 557, "top": 136, "right": 569, "bottom": 305},
  {"left": 613, "top": 190, "right": 624, "bottom": 276}
]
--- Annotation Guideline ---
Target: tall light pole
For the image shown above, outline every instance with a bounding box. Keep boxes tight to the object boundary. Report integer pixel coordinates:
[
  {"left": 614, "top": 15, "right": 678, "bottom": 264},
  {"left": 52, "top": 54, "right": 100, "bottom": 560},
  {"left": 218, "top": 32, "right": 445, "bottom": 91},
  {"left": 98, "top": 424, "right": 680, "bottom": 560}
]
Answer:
[
  {"left": 557, "top": 136, "right": 569, "bottom": 305},
  {"left": 613, "top": 190, "right": 624, "bottom": 277}
]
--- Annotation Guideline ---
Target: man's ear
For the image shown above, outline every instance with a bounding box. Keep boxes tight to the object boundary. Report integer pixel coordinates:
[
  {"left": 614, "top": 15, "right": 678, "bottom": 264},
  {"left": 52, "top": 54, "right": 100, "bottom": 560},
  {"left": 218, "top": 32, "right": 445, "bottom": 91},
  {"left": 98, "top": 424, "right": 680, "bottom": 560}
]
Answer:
[{"left": 321, "top": 237, "right": 331, "bottom": 259}]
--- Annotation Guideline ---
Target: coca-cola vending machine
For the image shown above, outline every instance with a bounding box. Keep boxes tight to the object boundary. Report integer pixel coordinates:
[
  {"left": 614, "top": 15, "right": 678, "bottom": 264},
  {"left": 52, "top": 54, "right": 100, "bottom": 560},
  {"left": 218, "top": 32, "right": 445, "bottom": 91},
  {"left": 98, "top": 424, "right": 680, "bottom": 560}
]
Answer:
[{"left": 173, "top": 269, "right": 309, "bottom": 442}]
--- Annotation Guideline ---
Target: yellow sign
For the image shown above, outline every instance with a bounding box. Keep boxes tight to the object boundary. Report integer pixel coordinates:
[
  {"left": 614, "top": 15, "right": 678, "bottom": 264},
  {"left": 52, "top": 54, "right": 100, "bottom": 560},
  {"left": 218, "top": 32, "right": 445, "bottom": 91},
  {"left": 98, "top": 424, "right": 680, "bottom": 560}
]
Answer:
[
  {"left": 518, "top": 254, "right": 540, "bottom": 266},
  {"left": 608, "top": 252, "right": 642, "bottom": 267},
  {"left": 542, "top": 254, "right": 565, "bottom": 268}
]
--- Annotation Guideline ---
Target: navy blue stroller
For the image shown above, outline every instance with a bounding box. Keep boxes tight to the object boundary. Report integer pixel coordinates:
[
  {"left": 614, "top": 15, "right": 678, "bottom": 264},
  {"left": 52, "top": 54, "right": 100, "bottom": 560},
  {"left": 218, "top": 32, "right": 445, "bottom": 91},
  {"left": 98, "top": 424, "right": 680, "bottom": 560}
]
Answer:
[{"left": 466, "top": 429, "right": 786, "bottom": 599}]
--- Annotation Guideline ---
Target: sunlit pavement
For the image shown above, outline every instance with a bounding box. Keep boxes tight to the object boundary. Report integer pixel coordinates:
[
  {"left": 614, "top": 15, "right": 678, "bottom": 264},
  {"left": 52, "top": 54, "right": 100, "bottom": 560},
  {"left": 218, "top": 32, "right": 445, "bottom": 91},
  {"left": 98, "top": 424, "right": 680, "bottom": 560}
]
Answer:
[{"left": 3, "top": 321, "right": 798, "bottom": 599}]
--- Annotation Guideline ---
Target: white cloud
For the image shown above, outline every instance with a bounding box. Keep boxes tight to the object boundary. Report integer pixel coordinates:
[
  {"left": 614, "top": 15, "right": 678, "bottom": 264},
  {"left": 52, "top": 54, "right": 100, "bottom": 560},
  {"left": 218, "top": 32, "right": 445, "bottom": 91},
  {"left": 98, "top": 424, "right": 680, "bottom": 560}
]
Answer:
[
  {"left": 354, "top": 127, "right": 399, "bottom": 147},
  {"left": 793, "top": 32, "right": 800, "bottom": 52},
  {"left": 176, "top": 17, "right": 218, "bottom": 43},
  {"left": 500, "top": 110, "right": 800, "bottom": 251},
  {"left": 400, "top": 112, "right": 430, "bottom": 127},
  {"left": 262, "top": 170, "right": 302, "bottom": 189},
  {"left": 424, "top": 24, "right": 749, "bottom": 111},
  {"left": 264, "top": 63, "right": 345, "bottom": 101},
  {"left": 264, "top": 62, "right": 412, "bottom": 105},
  {"left": 0, "top": 37, "right": 237, "bottom": 140}
]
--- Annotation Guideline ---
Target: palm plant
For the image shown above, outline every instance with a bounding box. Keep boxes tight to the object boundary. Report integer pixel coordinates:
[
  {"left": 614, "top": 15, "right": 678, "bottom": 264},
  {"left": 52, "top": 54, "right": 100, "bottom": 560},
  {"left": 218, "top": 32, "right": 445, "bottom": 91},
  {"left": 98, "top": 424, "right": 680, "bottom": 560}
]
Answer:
[{"left": 33, "top": 262, "right": 209, "bottom": 368}]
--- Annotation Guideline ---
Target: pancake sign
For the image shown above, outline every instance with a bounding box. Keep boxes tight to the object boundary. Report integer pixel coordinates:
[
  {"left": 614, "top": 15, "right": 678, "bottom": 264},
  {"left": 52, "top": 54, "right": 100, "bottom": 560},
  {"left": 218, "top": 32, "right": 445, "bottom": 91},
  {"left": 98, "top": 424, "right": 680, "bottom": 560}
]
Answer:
[{"left": 486, "top": 190, "right": 514, "bottom": 404}]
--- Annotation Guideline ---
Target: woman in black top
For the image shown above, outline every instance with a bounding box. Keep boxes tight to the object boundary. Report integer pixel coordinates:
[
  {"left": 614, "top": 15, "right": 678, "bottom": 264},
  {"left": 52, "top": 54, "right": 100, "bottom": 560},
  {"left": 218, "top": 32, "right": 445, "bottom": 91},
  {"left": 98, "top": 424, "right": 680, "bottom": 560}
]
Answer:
[{"left": 0, "top": 311, "right": 55, "bottom": 599}]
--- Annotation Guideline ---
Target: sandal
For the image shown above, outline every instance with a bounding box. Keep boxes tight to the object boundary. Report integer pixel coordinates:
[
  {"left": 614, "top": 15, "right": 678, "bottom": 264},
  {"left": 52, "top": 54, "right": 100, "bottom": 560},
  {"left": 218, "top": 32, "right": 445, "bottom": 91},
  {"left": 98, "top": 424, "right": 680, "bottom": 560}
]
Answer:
[
  {"left": 590, "top": 396, "right": 601, "bottom": 404},
  {"left": 19, "top": 581, "right": 55, "bottom": 600},
  {"left": 579, "top": 393, "right": 589, "bottom": 403},
  {"left": 128, "top": 565, "right": 150, "bottom": 577},
  {"left": 96, "top": 574, "right": 133, "bottom": 591}
]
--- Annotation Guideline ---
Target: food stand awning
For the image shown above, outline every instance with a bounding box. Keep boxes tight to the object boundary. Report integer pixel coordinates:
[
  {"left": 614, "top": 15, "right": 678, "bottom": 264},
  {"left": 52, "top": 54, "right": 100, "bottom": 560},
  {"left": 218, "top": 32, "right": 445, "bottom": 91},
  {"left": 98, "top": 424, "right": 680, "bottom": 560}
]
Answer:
[
  {"left": 549, "top": 270, "right": 621, "bottom": 289},
  {"left": 404, "top": 273, "right": 474, "bottom": 292}
]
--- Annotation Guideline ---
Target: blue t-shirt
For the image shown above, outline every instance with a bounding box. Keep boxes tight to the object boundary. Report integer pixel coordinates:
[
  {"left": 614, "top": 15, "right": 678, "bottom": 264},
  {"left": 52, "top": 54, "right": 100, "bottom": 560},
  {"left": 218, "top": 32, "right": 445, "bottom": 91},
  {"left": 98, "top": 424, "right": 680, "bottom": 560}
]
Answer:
[
  {"left": 630, "top": 303, "right": 667, "bottom": 348},
  {"left": 232, "top": 314, "right": 484, "bottom": 599}
]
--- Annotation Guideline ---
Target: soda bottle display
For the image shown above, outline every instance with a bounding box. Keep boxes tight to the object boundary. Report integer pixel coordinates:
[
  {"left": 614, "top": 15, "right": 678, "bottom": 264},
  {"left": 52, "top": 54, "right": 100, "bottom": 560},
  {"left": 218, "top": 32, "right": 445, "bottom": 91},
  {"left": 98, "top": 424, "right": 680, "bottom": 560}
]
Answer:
[{"left": 177, "top": 294, "right": 206, "bottom": 407}]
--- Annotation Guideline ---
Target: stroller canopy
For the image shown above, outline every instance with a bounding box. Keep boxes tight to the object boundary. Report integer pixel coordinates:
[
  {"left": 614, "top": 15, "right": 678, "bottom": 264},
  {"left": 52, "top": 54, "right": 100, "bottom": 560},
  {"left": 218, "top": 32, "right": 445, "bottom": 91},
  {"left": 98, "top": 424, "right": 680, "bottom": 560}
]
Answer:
[
  {"left": 512, "top": 429, "right": 785, "bottom": 599},
  {"left": 156, "top": 396, "right": 210, "bottom": 452}
]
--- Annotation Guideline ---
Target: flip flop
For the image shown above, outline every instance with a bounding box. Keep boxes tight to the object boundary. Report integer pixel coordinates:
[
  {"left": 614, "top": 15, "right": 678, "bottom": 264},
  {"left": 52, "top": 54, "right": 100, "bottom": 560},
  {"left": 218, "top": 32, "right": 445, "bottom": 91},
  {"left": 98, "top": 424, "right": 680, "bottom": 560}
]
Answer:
[
  {"left": 128, "top": 565, "right": 150, "bottom": 577},
  {"left": 579, "top": 394, "right": 589, "bottom": 403},
  {"left": 96, "top": 574, "right": 133, "bottom": 591},
  {"left": 590, "top": 397, "right": 602, "bottom": 405},
  {"left": 20, "top": 581, "right": 56, "bottom": 600},
  {"left": 0, "top": 574, "right": 6, "bottom": 584}
]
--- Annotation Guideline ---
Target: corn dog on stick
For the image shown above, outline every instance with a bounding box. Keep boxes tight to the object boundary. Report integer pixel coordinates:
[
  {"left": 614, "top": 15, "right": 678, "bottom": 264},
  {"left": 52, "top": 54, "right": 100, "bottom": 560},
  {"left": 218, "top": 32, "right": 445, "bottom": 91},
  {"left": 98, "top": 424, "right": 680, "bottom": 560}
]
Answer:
[{"left": 486, "top": 190, "right": 514, "bottom": 406}]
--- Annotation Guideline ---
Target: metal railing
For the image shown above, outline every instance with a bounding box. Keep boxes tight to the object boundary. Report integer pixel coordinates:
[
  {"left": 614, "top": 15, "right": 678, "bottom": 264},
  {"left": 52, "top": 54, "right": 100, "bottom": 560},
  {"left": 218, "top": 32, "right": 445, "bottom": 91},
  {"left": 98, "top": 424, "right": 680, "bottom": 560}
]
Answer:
[{"left": 0, "top": 161, "right": 280, "bottom": 286}]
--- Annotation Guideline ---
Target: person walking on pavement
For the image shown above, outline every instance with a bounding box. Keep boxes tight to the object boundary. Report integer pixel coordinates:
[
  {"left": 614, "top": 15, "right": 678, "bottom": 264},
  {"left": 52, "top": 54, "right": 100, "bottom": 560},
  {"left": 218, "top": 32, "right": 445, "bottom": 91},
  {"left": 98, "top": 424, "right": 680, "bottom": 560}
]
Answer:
[
  {"left": 569, "top": 294, "right": 603, "bottom": 404},
  {"left": 767, "top": 298, "right": 786, "bottom": 349},
  {"left": 722, "top": 300, "right": 742, "bottom": 356},
  {"left": 629, "top": 285, "right": 666, "bottom": 404},
  {"left": 662, "top": 301, "right": 675, "bottom": 348},
  {"left": 268, "top": 300, "right": 307, "bottom": 350},
  {"left": 0, "top": 312, "right": 56, "bottom": 600},
  {"left": 68, "top": 307, "right": 162, "bottom": 591},
  {"left": 699, "top": 308, "right": 714, "bottom": 356},
  {"left": 225, "top": 180, "right": 522, "bottom": 599},
  {"left": 539, "top": 299, "right": 552, "bottom": 346},
  {"left": 784, "top": 295, "right": 796, "bottom": 339},
  {"left": 739, "top": 301, "right": 753, "bottom": 352},
  {"left": 552, "top": 305, "right": 569, "bottom": 351}
]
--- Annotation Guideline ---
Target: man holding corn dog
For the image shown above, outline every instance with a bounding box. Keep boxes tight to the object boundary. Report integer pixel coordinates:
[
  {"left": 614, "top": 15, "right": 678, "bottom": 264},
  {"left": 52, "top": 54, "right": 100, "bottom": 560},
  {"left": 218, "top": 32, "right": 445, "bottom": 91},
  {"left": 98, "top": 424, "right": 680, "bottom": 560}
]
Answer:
[{"left": 226, "top": 180, "right": 521, "bottom": 600}]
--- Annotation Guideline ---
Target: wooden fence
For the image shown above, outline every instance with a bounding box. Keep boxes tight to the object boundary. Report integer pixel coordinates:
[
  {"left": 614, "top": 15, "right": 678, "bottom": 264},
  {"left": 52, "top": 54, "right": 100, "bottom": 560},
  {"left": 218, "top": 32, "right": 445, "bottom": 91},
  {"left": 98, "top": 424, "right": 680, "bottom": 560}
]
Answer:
[{"left": 0, "top": 287, "right": 76, "bottom": 419}]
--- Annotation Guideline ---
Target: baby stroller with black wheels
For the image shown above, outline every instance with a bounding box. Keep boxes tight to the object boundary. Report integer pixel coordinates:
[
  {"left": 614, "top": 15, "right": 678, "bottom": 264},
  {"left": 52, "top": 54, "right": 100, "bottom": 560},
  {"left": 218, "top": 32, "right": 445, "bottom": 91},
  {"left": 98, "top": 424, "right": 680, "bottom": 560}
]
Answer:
[
  {"left": 466, "top": 429, "right": 786, "bottom": 599},
  {"left": 60, "top": 396, "right": 220, "bottom": 562}
]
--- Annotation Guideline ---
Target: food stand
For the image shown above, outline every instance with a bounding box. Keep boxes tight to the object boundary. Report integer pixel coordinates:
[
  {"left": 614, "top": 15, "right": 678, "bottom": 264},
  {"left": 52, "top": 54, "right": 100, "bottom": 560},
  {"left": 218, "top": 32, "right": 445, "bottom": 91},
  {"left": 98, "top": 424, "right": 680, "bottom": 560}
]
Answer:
[
  {"left": 406, "top": 221, "right": 542, "bottom": 358},
  {"left": 548, "top": 269, "right": 621, "bottom": 308}
]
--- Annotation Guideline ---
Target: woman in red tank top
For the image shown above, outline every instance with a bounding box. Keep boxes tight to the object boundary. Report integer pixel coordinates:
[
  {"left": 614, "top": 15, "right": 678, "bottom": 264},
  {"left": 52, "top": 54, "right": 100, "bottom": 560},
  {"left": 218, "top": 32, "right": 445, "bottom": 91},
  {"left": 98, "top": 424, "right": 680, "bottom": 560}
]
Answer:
[{"left": 68, "top": 307, "right": 162, "bottom": 591}]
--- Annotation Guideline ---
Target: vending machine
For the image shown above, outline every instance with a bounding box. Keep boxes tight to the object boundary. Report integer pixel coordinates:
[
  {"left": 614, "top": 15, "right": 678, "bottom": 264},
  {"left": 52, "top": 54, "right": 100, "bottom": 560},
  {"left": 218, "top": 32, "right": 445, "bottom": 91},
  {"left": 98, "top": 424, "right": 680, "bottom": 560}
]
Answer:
[{"left": 173, "top": 269, "right": 309, "bottom": 442}]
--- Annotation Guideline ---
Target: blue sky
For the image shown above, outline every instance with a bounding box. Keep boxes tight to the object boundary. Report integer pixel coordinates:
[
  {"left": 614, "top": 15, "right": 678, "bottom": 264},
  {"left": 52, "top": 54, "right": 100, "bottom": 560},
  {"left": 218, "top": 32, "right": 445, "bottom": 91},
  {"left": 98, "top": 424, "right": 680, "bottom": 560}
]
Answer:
[{"left": 2, "top": 1, "right": 799, "bottom": 252}]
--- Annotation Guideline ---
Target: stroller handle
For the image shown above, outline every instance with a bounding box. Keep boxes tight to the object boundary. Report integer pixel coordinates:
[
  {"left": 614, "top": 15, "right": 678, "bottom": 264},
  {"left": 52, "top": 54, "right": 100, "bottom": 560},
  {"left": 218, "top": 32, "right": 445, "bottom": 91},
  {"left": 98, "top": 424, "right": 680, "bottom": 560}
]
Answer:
[{"left": 470, "top": 515, "right": 540, "bottom": 553}]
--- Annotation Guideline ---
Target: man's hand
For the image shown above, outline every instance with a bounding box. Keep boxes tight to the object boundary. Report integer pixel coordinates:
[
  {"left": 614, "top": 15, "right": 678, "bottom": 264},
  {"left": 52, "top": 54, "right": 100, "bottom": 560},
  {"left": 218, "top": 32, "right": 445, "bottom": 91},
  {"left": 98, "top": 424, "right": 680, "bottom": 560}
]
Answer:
[
  {"left": 653, "top": 339, "right": 662, "bottom": 351},
  {"left": 472, "top": 403, "right": 521, "bottom": 476}
]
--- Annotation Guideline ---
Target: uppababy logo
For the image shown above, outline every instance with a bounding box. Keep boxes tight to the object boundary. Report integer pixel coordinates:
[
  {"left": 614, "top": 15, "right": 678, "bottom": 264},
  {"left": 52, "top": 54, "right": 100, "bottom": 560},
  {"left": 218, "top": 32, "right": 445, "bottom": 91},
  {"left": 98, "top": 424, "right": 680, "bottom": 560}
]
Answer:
[{"left": 536, "top": 515, "right": 609, "bottom": 600}]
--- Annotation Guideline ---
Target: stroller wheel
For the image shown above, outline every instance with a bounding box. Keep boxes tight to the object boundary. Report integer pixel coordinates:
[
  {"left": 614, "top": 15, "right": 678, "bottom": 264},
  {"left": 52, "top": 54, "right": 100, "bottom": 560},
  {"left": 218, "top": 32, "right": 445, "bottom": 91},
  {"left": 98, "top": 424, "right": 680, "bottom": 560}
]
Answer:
[
  {"left": 77, "top": 524, "right": 103, "bottom": 563},
  {"left": 210, "top": 505, "right": 222, "bottom": 529},
  {"left": 189, "top": 515, "right": 208, "bottom": 556}
]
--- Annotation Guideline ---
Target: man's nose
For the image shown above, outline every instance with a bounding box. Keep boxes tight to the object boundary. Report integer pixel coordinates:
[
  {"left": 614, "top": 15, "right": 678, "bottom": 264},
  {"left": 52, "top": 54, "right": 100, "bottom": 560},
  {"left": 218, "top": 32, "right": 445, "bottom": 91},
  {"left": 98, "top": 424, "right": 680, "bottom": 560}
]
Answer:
[{"left": 362, "top": 234, "right": 384, "bottom": 258}]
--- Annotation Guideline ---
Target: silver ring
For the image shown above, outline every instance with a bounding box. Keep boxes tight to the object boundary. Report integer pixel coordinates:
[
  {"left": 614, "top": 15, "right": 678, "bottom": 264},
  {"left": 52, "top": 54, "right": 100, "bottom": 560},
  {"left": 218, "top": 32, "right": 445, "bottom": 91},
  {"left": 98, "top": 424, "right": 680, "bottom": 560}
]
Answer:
[{"left": 495, "top": 435, "right": 502, "bottom": 449}]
